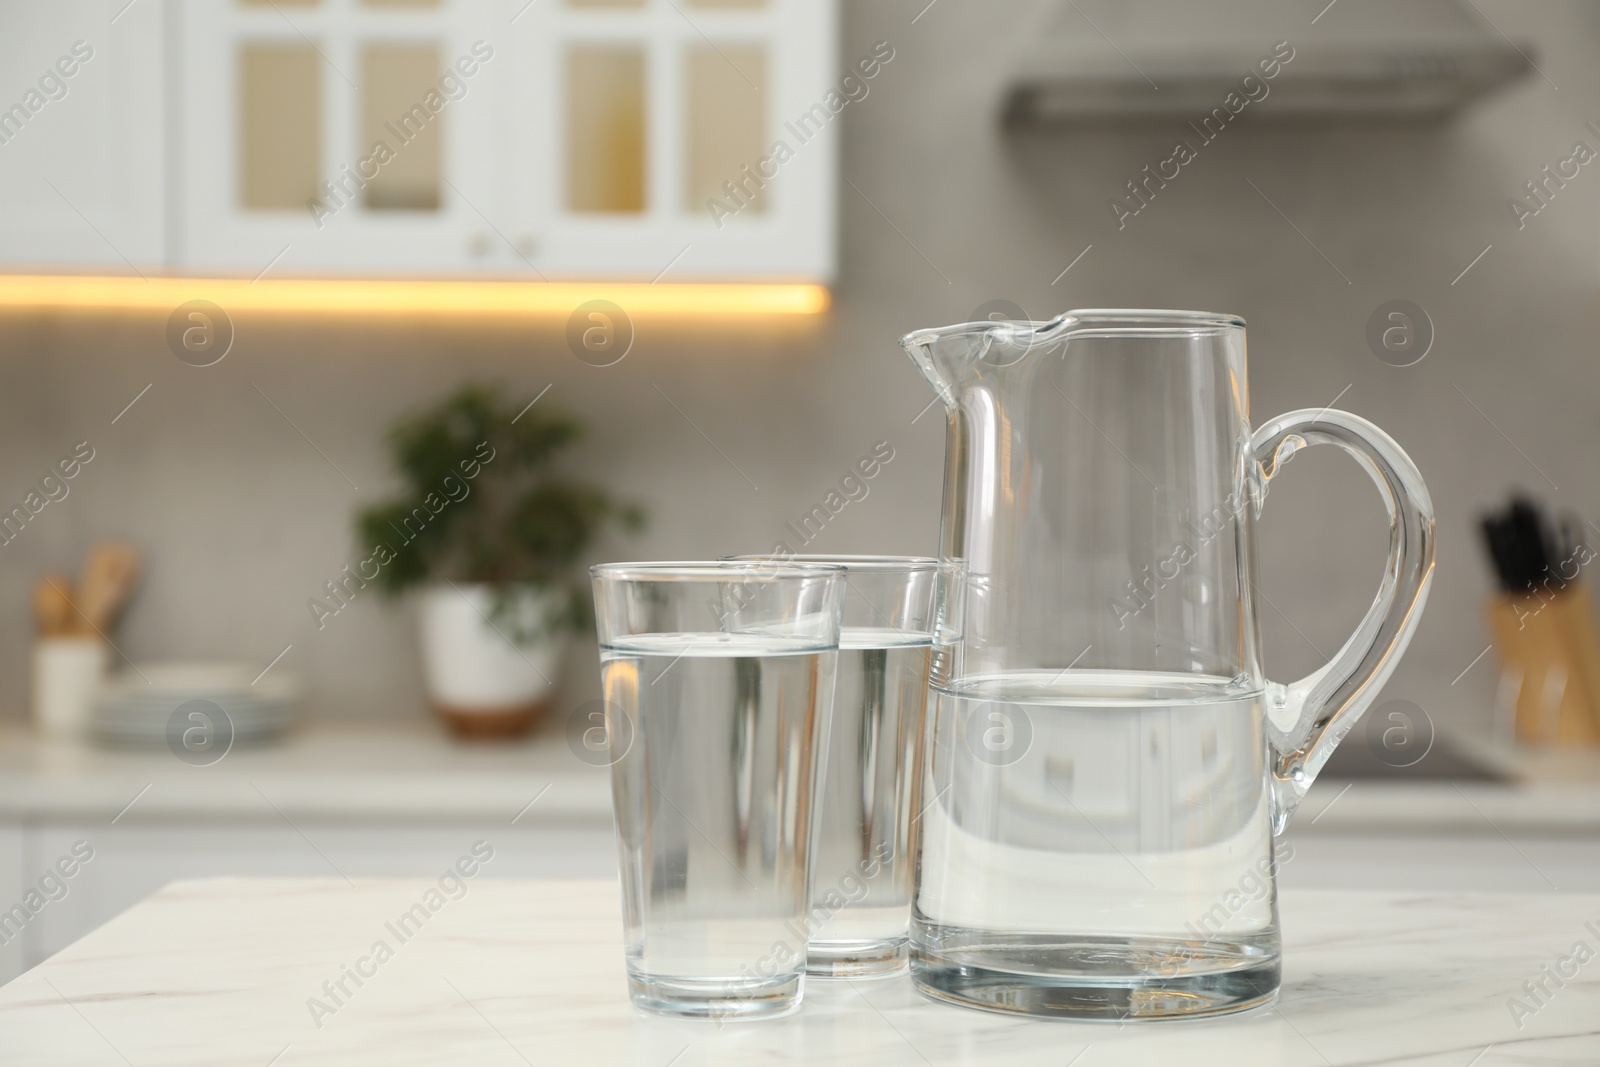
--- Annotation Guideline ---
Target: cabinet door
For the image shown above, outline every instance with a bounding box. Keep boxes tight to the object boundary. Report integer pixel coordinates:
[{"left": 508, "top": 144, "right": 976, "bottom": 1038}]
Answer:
[
  {"left": 177, "top": 0, "right": 498, "bottom": 274},
  {"left": 507, "top": 0, "right": 836, "bottom": 281},
  {"left": 0, "top": 2, "right": 164, "bottom": 269}
]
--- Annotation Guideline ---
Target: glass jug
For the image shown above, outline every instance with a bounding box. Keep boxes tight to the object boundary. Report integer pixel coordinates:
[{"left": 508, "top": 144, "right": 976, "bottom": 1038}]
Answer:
[{"left": 901, "top": 310, "right": 1434, "bottom": 1019}]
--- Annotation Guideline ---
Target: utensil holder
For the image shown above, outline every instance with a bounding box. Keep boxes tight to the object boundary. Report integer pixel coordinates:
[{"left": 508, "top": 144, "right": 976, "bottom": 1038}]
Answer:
[
  {"left": 1487, "top": 581, "right": 1600, "bottom": 745},
  {"left": 32, "top": 636, "right": 109, "bottom": 739}
]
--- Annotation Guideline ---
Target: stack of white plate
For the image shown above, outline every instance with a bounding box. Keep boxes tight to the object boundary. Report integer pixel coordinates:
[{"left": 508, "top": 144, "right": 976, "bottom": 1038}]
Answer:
[{"left": 90, "top": 662, "right": 298, "bottom": 749}]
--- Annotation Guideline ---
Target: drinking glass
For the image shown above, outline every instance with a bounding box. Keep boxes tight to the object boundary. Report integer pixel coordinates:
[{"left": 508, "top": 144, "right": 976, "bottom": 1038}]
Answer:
[
  {"left": 727, "top": 555, "right": 940, "bottom": 977},
  {"left": 591, "top": 561, "right": 846, "bottom": 1019}
]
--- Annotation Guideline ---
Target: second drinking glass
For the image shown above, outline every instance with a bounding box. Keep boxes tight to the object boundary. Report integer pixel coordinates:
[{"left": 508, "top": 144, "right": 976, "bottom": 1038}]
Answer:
[{"left": 728, "top": 555, "right": 939, "bottom": 977}]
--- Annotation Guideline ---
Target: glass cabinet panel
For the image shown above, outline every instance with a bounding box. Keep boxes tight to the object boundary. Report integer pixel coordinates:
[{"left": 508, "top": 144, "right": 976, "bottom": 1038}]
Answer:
[
  {"left": 566, "top": 47, "right": 646, "bottom": 213},
  {"left": 238, "top": 45, "right": 320, "bottom": 210},
  {"left": 685, "top": 45, "right": 767, "bottom": 214},
  {"left": 361, "top": 44, "right": 444, "bottom": 211}
]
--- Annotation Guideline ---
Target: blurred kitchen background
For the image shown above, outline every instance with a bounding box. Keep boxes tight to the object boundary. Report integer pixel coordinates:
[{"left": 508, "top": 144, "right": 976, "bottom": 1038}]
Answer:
[{"left": 1, "top": 0, "right": 1598, "bottom": 976}]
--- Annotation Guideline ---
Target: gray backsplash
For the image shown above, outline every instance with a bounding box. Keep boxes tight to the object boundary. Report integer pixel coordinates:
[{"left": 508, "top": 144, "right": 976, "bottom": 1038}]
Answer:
[{"left": 1, "top": 0, "right": 1596, "bottom": 736}]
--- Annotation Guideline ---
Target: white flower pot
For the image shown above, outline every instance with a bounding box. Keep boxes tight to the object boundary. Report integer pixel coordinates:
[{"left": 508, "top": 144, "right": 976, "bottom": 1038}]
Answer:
[{"left": 417, "top": 583, "right": 566, "bottom": 739}]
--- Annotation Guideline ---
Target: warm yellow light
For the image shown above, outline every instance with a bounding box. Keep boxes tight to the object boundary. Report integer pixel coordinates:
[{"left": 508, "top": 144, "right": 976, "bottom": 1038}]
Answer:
[{"left": 0, "top": 275, "right": 830, "bottom": 317}]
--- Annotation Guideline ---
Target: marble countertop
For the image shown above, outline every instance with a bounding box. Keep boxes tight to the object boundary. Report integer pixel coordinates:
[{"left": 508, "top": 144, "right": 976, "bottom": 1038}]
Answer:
[
  {"left": 0, "top": 719, "right": 1598, "bottom": 834},
  {"left": 1, "top": 877, "right": 1596, "bottom": 1065}
]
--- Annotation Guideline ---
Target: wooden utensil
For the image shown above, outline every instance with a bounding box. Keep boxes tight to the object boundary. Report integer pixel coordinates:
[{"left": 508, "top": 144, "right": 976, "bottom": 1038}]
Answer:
[
  {"left": 74, "top": 542, "right": 141, "bottom": 635},
  {"left": 31, "top": 573, "right": 76, "bottom": 637}
]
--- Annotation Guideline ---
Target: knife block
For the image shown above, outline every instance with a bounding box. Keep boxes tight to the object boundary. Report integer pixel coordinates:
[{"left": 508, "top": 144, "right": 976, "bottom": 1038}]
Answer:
[{"left": 1486, "top": 581, "right": 1600, "bottom": 745}]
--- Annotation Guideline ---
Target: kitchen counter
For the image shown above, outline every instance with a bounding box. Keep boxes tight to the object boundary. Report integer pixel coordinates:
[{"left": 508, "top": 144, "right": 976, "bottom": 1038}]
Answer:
[
  {"left": 1, "top": 877, "right": 1596, "bottom": 1065},
  {"left": 0, "top": 720, "right": 1597, "bottom": 835},
  {"left": 0, "top": 720, "right": 612, "bottom": 824}
]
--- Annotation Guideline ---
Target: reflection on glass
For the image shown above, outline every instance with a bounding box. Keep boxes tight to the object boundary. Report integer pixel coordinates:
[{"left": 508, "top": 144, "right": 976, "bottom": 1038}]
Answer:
[
  {"left": 239, "top": 45, "right": 321, "bottom": 210},
  {"left": 686, "top": 46, "right": 766, "bottom": 215},
  {"left": 567, "top": 48, "right": 646, "bottom": 213},
  {"left": 567, "top": 0, "right": 646, "bottom": 7},
  {"left": 362, "top": 44, "right": 443, "bottom": 211},
  {"left": 362, "top": 0, "right": 440, "bottom": 7},
  {"left": 689, "top": 0, "right": 766, "bottom": 7},
  {"left": 240, "top": 0, "right": 318, "bottom": 7}
]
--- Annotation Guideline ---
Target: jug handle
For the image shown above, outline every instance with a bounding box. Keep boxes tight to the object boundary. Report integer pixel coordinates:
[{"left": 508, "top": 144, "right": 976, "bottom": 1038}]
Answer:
[{"left": 1250, "top": 408, "right": 1436, "bottom": 834}]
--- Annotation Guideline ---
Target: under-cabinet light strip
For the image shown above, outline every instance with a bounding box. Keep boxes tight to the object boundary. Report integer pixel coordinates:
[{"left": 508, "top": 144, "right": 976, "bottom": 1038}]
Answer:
[{"left": 0, "top": 276, "right": 830, "bottom": 317}]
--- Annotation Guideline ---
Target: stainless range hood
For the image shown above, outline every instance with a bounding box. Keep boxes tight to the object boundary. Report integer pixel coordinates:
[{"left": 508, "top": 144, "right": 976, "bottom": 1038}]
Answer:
[{"left": 1004, "top": 0, "right": 1535, "bottom": 126}]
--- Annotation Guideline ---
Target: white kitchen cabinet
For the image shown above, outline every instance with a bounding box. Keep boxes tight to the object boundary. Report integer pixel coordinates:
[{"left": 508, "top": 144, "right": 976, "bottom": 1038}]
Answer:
[
  {"left": 175, "top": 0, "right": 499, "bottom": 274},
  {"left": 171, "top": 0, "right": 837, "bottom": 280},
  {"left": 505, "top": 0, "right": 837, "bottom": 280},
  {"left": 0, "top": 1, "right": 165, "bottom": 270}
]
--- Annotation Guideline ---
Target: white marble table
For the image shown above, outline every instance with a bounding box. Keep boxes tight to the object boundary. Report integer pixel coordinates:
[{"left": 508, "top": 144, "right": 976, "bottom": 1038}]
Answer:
[{"left": 1, "top": 878, "right": 1596, "bottom": 1066}]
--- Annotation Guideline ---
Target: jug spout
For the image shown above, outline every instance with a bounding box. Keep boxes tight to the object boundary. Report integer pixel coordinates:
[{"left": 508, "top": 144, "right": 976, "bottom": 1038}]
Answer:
[
  {"left": 902, "top": 327, "right": 960, "bottom": 406},
  {"left": 899, "top": 327, "right": 967, "bottom": 408}
]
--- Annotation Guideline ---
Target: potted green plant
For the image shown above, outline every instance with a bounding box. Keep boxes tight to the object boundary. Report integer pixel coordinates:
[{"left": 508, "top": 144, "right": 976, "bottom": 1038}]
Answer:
[{"left": 356, "top": 384, "right": 643, "bottom": 738}]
